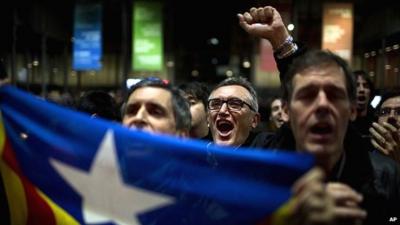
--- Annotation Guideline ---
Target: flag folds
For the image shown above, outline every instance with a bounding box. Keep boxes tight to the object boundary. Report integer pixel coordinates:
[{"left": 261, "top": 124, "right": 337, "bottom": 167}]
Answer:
[{"left": 0, "top": 86, "right": 313, "bottom": 225}]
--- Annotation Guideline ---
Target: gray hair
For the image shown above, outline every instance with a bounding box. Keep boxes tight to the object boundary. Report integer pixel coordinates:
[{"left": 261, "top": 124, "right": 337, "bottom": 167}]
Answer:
[
  {"left": 123, "top": 79, "right": 191, "bottom": 132},
  {"left": 210, "top": 76, "right": 259, "bottom": 112}
]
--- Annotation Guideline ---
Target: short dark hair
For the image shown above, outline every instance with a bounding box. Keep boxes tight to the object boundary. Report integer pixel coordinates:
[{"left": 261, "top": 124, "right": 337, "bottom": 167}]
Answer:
[
  {"left": 268, "top": 94, "right": 283, "bottom": 106},
  {"left": 377, "top": 88, "right": 400, "bottom": 110},
  {"left": 353, "top": 70, "right": 375, "bottom": 101},
  {"left": 210, "top": 76, "right": 259, "bottom": 112},
  {"left": 268, "top": 95, "right": 284, "bottom": 114},
  {"left": 283, "top": 50, "right": 356, "bottom": 103},
  {"left": 123, "top": 78, "right": 191, "bottom": 132},
  {"left": 77, "top": 90, "right": 120, "bottom": 121},
  {"left": 179, "top": 82, "right": 210, "bottom": 107}
]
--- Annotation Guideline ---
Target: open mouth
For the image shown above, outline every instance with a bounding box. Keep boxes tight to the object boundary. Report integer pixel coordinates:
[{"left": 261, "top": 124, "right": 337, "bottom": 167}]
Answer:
[
  {"left": 357, "top": 95, "right": 366, "bottom": 102},
  {"left": 216, "top": 120, "right": 234, "bottom": 135},
  {"left": 310, "top": 123, "right": 333, "bottom": 136}
]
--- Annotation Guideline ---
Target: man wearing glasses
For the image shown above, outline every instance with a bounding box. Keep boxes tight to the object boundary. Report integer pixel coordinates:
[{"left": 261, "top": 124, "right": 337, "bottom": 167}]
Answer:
[
  {"left": 207, "top": 76, "right": 341, "bottom": 225},
  {"left": 237, "top": 5, "right": 400, "bottom": 224},
  {"left": 207, "top": 76, "right": 262, "bottom": 147},
  {"left": 369, "top": 90, "right": 400, "bottom": 163}
]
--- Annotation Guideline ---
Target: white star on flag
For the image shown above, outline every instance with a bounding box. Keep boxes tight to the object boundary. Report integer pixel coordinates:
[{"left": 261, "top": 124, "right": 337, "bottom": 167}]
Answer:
[{"left": 51, "top": 130, "right": 174, "bottom": 225}]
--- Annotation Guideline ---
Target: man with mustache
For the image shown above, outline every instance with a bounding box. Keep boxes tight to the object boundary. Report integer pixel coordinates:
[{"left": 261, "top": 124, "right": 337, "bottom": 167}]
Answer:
[{"left": 238, "top": 5, "right": 400, "bottom": 225}]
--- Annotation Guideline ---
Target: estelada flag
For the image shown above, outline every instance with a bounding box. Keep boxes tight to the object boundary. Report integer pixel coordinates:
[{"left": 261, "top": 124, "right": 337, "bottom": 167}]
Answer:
[{"left": 0, "top": 85, "right": 313, "bottom": 225}]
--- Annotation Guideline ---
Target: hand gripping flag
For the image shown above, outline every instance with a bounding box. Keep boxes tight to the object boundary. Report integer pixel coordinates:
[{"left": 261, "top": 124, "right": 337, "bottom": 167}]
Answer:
[{"left": 0, "top": 85, "right": 314, "bottom": 225}]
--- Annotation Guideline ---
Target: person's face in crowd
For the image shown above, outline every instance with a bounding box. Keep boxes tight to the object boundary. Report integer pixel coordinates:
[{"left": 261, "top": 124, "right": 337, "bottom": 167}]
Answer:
[
  {"left": 286, "top": 64, "right": 356, "bottom": 163},
  {"left": 208, "top": 85, "right": 260, "bottom": 146},
  {"left": 185, "top": 94, "right": 207, "bottom": 129},
  {"left": 270, "top": 98, "right": 289, "bottom": 128},
  {"left": 122, "top": 87, "right": 178, "bottom": 135},
  {"left": 378, "top": 96, "right": 400, "bottom": 129},
  {"left": 356, "top": 75, "right": 371, "bottom": 113}
]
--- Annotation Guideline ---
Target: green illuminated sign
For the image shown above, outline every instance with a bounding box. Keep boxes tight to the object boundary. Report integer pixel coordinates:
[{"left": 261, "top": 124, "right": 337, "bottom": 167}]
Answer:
[{"left": 132, "top": 2, "right": 163, "bottom": 71}]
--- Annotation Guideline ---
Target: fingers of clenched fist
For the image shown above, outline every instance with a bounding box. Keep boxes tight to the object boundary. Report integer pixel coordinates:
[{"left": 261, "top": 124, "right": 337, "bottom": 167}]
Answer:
[
  {"left": 326, "top": 182, "right": 367, "bottom": 220},
  {"left": 292, "top": 167, "right": 324, "bottom": 195},
  {"left": 237, "top": 6, "right": 289, "bottom": 49},
  {"left": 290, "top": 171, "right": 367, "bottom": 225},
  {"left": 248, "top": 7, "right": 274, "bottom": 23},
  {"left": 291, "top": 168, "right": 335, "bottom": 225},
  {"left": 326, "top": 183, "right": 362, "bottom": 206}
]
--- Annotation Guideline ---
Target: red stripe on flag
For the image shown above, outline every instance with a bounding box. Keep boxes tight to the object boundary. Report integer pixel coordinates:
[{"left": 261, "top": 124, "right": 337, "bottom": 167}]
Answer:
[
  {"left": 3, "top": 139, "right": 57, "bottom": 225},
  {"left": 257, "top": 215, "right": 272, "bottom": 225},
  {"left": 2, "top": 138, "right": 19, "bottom": 171}
]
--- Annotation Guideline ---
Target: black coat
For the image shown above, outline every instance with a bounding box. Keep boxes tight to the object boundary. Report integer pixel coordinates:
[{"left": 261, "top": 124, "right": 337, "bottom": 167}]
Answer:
[
  {"left": 351, "top": 106, "right": 377, "bottom": 139},
  {"left": 260, "top": 123, "right": 400, "bottom": 225},
  {"left": 272, "top": 45, "right": 400, "bottom": 224}
]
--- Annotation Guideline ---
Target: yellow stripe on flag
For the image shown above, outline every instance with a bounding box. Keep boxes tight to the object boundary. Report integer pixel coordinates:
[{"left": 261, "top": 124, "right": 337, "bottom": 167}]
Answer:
[
  {"left": 0, "top": 162, "right": 28, "bottom": 225},
  {"left": 37, "top": 189, "right": 80, "bottom": 225},
  {"left": 0, "top": 112, "right": 5, "bottom": 155},
  {"left": 270, "top": 198, "right": 295, "bottom": 225}
]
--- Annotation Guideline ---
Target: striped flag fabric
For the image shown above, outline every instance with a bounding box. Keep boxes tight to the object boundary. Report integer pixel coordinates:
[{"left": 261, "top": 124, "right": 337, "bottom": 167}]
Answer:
[{"left": 0, "top": 85, "right": 313, "bottom": 225}]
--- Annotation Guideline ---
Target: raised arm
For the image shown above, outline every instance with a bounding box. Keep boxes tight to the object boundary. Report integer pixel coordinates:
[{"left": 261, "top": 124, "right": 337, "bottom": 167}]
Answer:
[
  {"left": 237, "top": 6, "right": 306, "bottom": 81},
  {"left": 237, "top": 6, "right": 289, "bottom": 50}
]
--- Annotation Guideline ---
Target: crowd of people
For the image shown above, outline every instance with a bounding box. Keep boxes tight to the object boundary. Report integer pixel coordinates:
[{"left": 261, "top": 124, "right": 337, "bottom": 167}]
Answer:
[{"left": 1, "top": 5, "right": 400, "bottom": 225}]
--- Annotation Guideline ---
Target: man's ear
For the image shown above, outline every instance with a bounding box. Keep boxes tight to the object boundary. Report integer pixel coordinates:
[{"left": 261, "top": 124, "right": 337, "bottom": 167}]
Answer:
[
  {"left": 206, "top": 111, "right": 212, "bottom": 127},
  {"left": 282, "top": 100, "right": 289, "bottom": 118},
  {"left": 251, "top": 113, "right": 261, "bottom": 129},
  {"left": 350, "top": 103, "right": 357, "bottom": 121}
]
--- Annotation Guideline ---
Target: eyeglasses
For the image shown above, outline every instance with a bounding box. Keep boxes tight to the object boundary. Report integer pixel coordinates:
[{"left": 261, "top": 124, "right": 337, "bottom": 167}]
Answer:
[
  {"left": 378, "top": 107, "right": 400, "bottom": 116},
  {"left": 208, "top": 98, "right": 255, "bottom": 112}
]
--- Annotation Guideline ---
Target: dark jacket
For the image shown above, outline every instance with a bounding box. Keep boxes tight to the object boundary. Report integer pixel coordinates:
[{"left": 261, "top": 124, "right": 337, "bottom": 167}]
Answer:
[
  {"left": 332, "top": 125, "right": 400, "bottom": 225},
  {"left": 351, "top": 106, "right": 376, "bottom": 140},
  {"left": 273, "top": 43, "right": 400, "bottom": 225},
  {"left": 206, "top": 42, "right": 400, "bottom": 224},
  {"left": 263, "top": 124, "right": 400, "bottom": 225},
  {"left": 241, "top": 131, "right": 275, "bottom": 149}
]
